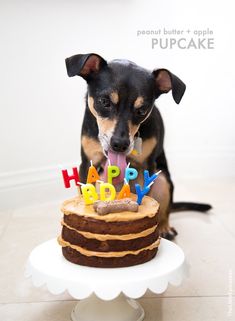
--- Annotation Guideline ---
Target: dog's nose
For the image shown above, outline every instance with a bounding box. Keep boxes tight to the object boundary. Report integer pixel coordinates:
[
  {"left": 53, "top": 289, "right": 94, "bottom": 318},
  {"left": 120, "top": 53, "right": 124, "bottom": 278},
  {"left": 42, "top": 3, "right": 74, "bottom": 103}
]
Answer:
[{"left": 110, "top": 136, "right": 130, "bottom": 153}]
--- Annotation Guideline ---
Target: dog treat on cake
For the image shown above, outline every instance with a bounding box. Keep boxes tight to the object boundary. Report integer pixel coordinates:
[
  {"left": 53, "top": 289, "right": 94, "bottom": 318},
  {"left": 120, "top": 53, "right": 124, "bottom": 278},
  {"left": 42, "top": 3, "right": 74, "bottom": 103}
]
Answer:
[{"left": 93, "top": 198, "right": 138, "bottom": 215}]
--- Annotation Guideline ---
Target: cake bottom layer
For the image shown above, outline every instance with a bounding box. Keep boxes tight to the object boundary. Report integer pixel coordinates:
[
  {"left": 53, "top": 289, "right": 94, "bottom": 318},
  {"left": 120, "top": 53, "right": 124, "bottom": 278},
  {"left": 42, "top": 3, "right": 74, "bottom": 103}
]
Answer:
[{"left": 62, "top": 246, "right": 158, "bottom": 268}]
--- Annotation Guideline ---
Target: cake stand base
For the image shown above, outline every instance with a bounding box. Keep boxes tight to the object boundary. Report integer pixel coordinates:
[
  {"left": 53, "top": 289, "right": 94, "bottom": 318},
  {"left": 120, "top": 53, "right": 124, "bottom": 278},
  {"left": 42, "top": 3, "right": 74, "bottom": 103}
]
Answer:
[
  {"left": 71, "top": 293, "right": 144, "bottom": 321},
  {"left": 26, "top": 238, "right": 187, "bottom": 321}
]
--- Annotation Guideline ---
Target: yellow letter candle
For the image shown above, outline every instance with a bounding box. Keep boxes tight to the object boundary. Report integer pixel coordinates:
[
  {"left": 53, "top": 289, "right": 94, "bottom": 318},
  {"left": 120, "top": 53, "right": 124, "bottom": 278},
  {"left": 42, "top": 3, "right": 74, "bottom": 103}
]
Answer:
[
  {"left": 107, "top": 165, "right": 120, "bottom": 184},
  {"left": 100, "top": 183, "right": 116, "bottom": 201},
  {"left": 81, "top": 183, "right": 99, "bottom": 205}
]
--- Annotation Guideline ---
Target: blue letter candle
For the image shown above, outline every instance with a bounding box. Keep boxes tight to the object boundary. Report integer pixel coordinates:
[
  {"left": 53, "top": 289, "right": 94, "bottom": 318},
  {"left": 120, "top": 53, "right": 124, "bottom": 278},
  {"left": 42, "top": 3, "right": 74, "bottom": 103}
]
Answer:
[
  {"left": 125, "top": 167, "right": 138, "bottom": 183},
  {"left": 143, "top": 170, "right": 162, "bottom": 188},
  {"left": 135, "top": 184, "right": 150, "bottom": 205},
  {"left": 143, "top": 170, "right": 157, "bottom": 188}
]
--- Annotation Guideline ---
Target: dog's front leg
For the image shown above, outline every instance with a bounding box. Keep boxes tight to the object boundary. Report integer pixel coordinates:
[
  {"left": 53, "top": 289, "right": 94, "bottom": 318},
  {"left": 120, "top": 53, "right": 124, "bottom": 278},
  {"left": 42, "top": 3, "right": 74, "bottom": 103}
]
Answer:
[
  {"left": 149, "top": 172, "right": 177, "bottom": 239},
  {"left": 148, "top": 151, "right": 177, "bottom": 240}
]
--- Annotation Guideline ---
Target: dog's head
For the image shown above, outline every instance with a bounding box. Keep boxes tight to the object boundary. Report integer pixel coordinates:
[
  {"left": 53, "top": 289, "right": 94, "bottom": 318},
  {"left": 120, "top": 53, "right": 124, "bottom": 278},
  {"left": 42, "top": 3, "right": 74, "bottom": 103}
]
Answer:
[{"left": 65, "top": 53, "right": 186, "bottom": 156}]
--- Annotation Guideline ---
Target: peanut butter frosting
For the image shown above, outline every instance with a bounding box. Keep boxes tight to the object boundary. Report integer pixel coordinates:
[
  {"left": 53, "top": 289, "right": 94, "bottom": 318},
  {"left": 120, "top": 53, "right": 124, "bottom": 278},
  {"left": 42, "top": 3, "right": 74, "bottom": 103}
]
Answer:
[
  {"left": 58, "top": 236, "right": 161, "bottom": 258},
  {"left": 61, "top": 193, "right": 159, "bottom": 222},
  {"left": 61, "top": 220, "right": 158, "bottom": 241}
]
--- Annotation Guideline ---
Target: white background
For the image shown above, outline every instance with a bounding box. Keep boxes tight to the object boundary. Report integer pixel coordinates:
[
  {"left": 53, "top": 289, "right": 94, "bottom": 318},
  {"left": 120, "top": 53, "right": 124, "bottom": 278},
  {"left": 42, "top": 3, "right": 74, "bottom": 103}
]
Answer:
[{"left": 0, "top": 0, "right": 234, "bottom": 208}]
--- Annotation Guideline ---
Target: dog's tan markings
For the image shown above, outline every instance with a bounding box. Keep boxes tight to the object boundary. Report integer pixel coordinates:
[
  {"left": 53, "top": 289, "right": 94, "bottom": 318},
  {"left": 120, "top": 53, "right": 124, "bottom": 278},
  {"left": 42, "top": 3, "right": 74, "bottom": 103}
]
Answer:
[
  {"left": 129, "top": 137, "right": 157, "bottom": 164},
  {"left": 88, "top": 96, "right": 98, "bottom": 117},
  {"left": 97, "top": 117, "right": 117, "bottom": 135},
  {"left": 128, "top": 121, "right": 140, "bottom": 138},
  {"left": 134, "top": 96, "right": 144, "bottom": 109},
  {"left": 110, "top": 91, "right": 119, "bottom": 104},
  {"left": 149, "top": 172, "right": 171, "bottom": 227},
  {"left": 81, "top": 136, "right": 104, "bottom": 165},
  {"left": 88, "top": 96, "right": 117, "bottom": 134}
]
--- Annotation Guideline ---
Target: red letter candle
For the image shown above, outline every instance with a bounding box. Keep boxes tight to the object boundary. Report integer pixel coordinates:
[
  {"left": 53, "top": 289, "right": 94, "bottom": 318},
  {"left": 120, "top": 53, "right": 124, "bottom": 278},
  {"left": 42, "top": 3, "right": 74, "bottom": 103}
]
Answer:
[{"left": 62, "top": 167, "right": 80, "bottom": 188}]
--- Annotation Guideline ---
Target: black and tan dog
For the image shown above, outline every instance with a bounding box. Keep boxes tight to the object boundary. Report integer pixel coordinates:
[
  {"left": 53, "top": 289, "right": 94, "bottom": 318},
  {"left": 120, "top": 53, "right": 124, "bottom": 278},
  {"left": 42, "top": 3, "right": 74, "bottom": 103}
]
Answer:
[{"left": 65, "top": 53, "right": 211, "bottom": 240}]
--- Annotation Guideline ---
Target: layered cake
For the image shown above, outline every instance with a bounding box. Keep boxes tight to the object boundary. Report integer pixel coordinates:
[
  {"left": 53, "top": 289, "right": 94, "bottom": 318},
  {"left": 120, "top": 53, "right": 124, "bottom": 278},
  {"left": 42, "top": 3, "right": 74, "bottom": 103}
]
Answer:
[{"left": 58, "top": 193, "right": 160, "bottom": 268}]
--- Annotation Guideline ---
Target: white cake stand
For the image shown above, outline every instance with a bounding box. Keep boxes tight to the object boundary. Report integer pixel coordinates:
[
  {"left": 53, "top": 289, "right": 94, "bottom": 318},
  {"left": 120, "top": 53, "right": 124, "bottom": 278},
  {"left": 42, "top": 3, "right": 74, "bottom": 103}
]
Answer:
[{"left": 25, "top": 238, "right": 187, "bottom": 321}]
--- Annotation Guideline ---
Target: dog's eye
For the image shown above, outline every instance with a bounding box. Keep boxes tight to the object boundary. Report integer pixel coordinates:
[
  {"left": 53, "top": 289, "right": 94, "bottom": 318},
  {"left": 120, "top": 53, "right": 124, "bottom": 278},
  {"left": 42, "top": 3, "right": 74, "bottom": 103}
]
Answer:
[
  {"left": 97, "top": 97, "right": 111, "bottom": 108},
  {"left": 136, "top": 108, "right": 148, "bottom": 117}
]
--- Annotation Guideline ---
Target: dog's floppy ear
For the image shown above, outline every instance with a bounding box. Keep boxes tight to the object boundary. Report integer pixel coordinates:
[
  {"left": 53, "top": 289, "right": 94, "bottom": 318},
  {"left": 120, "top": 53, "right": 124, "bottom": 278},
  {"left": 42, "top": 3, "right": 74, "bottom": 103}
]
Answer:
[
  {"left": 65, "top": 53, "right": 107, "bottom": 80},
  {"left": 153, "top": 69, "right": 186, "bottom": 104}
]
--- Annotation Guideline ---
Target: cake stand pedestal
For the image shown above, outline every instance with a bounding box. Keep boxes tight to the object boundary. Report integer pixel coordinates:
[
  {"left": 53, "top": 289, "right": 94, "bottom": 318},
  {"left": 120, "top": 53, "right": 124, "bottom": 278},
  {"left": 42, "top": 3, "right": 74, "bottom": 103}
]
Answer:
[{"left": 25, "top": 238, "right": 187, "bottom": 321}]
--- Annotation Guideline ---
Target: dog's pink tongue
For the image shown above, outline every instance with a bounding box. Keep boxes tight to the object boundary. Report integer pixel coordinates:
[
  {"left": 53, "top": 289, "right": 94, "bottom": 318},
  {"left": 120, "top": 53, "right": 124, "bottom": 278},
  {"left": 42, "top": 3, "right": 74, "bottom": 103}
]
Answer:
[{"left": 105, "top": 150, "right": 127, "bottom": 185}]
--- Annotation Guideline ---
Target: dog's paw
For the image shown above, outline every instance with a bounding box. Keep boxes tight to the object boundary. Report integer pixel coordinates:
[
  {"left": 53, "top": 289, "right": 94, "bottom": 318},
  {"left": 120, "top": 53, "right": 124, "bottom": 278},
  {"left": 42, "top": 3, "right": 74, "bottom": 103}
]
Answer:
[{"left": 159, "top": 226, "right": 178, "bottom": 240}]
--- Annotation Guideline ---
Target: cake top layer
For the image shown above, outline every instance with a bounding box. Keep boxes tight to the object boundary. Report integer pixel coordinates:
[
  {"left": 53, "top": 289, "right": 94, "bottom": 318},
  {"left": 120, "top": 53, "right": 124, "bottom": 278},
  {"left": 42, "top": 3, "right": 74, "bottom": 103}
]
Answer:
[{"left": 61, "top": 193, "right": 159, "bottom": 222}]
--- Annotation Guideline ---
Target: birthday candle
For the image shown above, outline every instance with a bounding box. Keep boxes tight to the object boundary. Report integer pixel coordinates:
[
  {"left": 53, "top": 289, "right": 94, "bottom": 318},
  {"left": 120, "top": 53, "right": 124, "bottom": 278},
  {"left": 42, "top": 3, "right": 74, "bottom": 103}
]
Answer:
[
  {"left": 81, "top": 183, "right": 99, "bottom": 205},
  {"left": 108, "top": 165, "right": 120, "bottom": 185},
  {"left": 100, "top": 183, "right": 116, "bottom": 201},
  {"left": 86, "top": 160, "right": 100, "bottom": 183},
  {"left": 117, "top": 179, "right": 131, "bottom": 199},
  {"left": 125, "top": 167, "right": 138, "bottom": 183},
  {"left": 62, "top": 167, "right": 80, "bottom": 188},
  {"left": 143, "top": 170, "right": 162, "bottom": 188},
  {"left": 135, "top": 184, "right": 150, "bottom": 205}
]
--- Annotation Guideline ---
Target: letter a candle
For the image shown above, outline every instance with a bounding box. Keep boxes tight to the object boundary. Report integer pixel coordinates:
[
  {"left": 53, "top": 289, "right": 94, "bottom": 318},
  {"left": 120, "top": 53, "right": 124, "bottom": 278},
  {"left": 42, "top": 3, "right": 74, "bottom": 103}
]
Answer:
[{"left": 86, "top": 160, "right": 100, "bottom": 183}]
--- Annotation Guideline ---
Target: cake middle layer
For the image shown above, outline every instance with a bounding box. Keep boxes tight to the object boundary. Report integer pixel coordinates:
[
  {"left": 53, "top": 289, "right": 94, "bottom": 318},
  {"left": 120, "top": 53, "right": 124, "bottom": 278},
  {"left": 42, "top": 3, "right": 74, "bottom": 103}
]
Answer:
[{"left": 61, "top": 220, "right": 159, "bottom": 252}]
